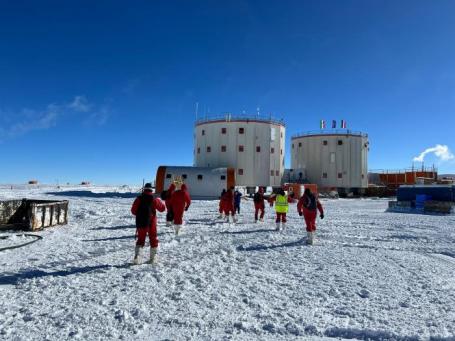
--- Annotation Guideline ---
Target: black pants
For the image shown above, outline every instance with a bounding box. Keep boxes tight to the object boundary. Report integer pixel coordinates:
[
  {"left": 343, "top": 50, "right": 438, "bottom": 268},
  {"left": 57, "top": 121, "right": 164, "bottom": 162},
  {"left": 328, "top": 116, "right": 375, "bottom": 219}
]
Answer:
[{"left": 166, "top": 209, "right": 174, "bottom": 222}]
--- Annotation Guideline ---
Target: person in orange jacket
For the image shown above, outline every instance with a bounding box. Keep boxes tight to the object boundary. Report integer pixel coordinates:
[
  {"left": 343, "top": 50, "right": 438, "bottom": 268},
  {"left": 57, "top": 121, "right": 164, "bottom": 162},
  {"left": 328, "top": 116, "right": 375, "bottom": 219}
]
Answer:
[
  {"left": 131, "top": 183, "right": 166, "bottom": 264},
  {"left": 169, "top": 183, "right": 191, "bottom": 235},
  {"left": 218, "top": 189, "right": 226, "bottom": 219},
  {"left": 297, "top": 188, "right": 324, "bottom": 245},
  {"left": 163, "top": 183, "right": 175, "bottom": 227},
  {"left": 220, "top": 187, "right": 236, "bottom": 223},
  {"left": 253, "top": 187, "right": 266, "bottom": 223}
]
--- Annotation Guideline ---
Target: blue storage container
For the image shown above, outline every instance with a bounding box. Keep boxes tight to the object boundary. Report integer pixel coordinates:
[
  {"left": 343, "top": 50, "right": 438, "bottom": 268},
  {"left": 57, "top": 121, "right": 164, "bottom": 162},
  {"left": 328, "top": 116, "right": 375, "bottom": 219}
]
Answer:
[{"left": 397, "top": 185, "right": 454, "bottom": 202}]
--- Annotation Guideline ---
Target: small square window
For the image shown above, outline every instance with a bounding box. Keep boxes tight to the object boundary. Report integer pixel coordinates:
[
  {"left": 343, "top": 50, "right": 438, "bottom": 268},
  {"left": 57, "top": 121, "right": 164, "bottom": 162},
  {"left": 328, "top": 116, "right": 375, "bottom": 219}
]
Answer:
[
  {"left": 197, "top": 147, "right": 200, "bottom": 154},
  {"left": 362, "top": 174, "right": 365, "bottom": 179},
  {"left": 271, "top": 147, "right": 275, "bottom": 154},
  {"left": 238, "top": 169, "right": 244, "bottom": 175},
  {"left": 256, "top": 146, "right": 261, "bottom": 152},
  {"left": 166, "top": 174, "right": 172, "bottom": 179},
  {"left": 292, "top": 144, "right": 294, "bottom": 149},
  {"left": 202, "top": 130, "right": 205, "bottom": 136},
  {"left": 280, "top": 149, "right": 283, "bottom": 155},
  {"left": 197, "top": 174, "right": 203, "bottom": 180},
  {"left": 239, "top": 127, "right": 244, "bottom": 134},
  {"left": 275, "top": 170, "right": 279, "bottom": 176},
  {"left": 271, "top": 170, "right": 274, "bottom": 176},
  {"left": 323, "top": 140, "right": 328, "bottom": 146},
  {"left": 322, "top": 173, "right": 328, "bottom": 179},
  {"left": 239, "top": 145, "right": 244, "bottom": 152},
  {"left": 220, "top": 175, "right": 226, "bottom": 180},
  {"left": 298, "top": 142, "right": 302, "bottom": 147},
  {"left": 221, "top": 145, "right": 227, "bottom": 152},
  {"left": 221, "top": 127, "right": 227, "bottom": 134},
  {"left": 207, "top": 146, "right": 211, "bottom": 152},
  {"left": 338, "top": 140, "right": 343, "bottom": 146},
  {"left": 182, "top": 174, "right": 187, "bottom": 179},
  {"left": 338, "top": 173, "right": 343, "bottom": 179}
]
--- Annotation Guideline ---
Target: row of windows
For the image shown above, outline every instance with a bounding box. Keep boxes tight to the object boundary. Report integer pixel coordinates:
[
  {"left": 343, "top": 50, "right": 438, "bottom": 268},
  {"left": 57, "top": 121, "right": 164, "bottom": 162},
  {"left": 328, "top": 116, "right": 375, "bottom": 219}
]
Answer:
[
  {"left": 321, "top": 173, "right": 365, "bottom": 179},
  {"left": 201, "top": 127, "right": 283, "bottom": 138},
  {"left": 236, "top": 169, "right": 280, "bottom": 176},
  {"left": 292, "top": 140, "right": 343, "bottom": 149},
  {"left": 166, "top": 173, "right": 227, "bottom": 181},
  {"left": 197, "top": 146, "right": 283, "bottom": 154},
  {"left": 321, "top": 172, "right": 343, "bottom": 179}
]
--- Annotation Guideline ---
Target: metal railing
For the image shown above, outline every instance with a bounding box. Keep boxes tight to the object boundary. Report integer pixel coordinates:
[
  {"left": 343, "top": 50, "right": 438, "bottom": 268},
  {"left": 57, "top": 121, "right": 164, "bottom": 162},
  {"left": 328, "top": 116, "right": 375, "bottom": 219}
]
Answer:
[
  {"left": 369, "top": 167, "right": 438, "bottom": 174},
  {"left": 195, "top": 114, "right": 285, "bottom": 126},
  {"left": 292, "top": 129, "right": 368, "bottom": 139}
]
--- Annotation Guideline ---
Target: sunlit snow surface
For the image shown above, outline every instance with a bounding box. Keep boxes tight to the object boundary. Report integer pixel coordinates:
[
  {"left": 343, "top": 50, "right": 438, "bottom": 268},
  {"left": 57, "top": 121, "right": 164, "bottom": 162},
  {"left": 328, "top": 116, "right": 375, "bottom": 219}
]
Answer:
[{"left": 1, "top": 186, "right": 454, "bottom": 340}]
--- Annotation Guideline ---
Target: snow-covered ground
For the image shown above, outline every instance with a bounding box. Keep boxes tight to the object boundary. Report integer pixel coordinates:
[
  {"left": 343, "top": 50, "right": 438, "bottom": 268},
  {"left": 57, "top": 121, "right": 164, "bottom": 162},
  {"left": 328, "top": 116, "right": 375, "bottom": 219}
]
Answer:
[{"left": 1, "top": 186, "right": 454, "bottom": 340}]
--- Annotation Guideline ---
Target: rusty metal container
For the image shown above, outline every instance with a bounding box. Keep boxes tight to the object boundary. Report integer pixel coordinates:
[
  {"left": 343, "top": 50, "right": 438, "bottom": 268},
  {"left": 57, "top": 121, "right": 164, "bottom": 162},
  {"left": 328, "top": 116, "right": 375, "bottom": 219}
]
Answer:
[{"left": 0, "top": 199, "right": 69, "bottom": 231}]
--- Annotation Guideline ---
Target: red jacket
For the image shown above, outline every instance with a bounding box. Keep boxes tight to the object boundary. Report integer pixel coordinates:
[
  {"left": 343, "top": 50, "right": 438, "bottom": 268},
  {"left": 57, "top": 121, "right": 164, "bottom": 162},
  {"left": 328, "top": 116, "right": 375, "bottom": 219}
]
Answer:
[
  {"left": 165, "top": 183, "right": 176, "bottom": 211},
  {"left": 297, "top": 194, "right": 323, "bottom": 215},
  {"left": 131, "top": 193, "right": 166, "bottom": 226},
  {"left": 254, "top": 191, "right": 265, "bottom": 209},
  {"left": 170, "top": 184, "right": 191, "bottom": 214},
  {"left": 221, "top": 190, "right": 235, "bottom": 211}
]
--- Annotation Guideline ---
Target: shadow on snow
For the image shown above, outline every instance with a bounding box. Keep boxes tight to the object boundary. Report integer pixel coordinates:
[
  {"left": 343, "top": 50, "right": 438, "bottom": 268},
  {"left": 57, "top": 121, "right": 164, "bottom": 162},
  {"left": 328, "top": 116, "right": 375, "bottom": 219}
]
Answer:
[
  {"left": 222, "top": 229, "right": 275, "bottom": 235},
  {"left": 0, "top": 264, "right": 131, "bottom": 286},
  {"left": 237, "top": 238, "right": 306, "bottom": 252},
  {"left": 90, "top": 224, "right": 136, "bottom": 231}
]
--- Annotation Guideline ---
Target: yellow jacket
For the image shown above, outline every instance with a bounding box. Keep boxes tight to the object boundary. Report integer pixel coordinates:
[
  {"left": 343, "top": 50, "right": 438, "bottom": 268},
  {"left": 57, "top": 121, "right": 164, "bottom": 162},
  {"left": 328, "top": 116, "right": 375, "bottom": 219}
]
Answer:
[{"left": 275, "top": 194, "right": 289, "bottom": 213}]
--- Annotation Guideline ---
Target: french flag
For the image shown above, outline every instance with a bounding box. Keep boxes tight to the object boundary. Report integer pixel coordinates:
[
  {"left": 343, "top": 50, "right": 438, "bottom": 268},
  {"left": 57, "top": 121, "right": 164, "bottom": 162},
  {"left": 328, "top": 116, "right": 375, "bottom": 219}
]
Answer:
[{"left": 341, "top": 120, "right": 347, "bottom": 129}]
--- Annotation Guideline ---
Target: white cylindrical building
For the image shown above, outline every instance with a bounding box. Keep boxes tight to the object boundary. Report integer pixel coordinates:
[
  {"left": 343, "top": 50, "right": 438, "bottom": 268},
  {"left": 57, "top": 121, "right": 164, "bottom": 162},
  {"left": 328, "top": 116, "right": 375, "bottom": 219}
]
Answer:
[
  {"left": 194, "top": 115, "right": 285, "bottom": 187},
  {"left": 291, "top": 131, "right": 369, "bottom": 191}
]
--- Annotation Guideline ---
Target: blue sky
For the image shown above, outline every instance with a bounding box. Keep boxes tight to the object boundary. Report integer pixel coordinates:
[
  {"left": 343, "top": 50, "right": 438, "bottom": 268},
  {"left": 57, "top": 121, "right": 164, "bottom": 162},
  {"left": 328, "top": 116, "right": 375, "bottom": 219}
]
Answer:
[{"left": 1, "top": 0, "right": 454, "bottom": 185}]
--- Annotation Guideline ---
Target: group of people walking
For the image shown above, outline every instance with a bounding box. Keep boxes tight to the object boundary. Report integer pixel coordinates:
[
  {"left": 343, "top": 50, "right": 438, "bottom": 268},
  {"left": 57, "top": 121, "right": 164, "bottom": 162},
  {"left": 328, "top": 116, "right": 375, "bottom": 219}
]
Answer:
[
  {"left": 131, "top": 180, "right": 191, "bottom": 265},
  {"left": 131, "top": 181, "right": 324, "bottom": 265}
]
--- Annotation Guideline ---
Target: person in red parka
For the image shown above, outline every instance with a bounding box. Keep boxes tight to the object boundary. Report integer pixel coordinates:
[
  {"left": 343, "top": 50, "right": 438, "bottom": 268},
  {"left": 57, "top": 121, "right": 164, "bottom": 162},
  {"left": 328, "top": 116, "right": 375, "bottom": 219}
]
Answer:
[
  {"left": 131, "top": 183, "right": 166, "bottom": 264},
  {"left": 220, "top": 187, "right": 236, "bottom": 223},
  {"left": 297, "top": 188, "right": 324, "bottom": 245},
  {"left": 218, "top": 189, "right": 226, "bottom": 219},
  {"left": 169, "top": 183, "right": 191, "bottom": 235},
  {"left": 165, "top": 183, "right": 175, "bottom": 227},
  {"left": 253, "top": 187, "right": 265, "bottom": 223}
]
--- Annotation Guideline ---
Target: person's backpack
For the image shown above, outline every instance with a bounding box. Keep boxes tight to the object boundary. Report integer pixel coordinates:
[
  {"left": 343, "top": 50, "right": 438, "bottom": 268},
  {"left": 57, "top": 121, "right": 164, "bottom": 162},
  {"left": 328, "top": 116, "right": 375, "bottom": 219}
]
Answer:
[
  {"left": 254, "top": 192, "right": 261, "bottom": 203},
  {"left": 305, "top": 193, "right": 317, "bottom": 210},
  {"left": 136, "top": 194, "right": 156, "bottom": 228}
]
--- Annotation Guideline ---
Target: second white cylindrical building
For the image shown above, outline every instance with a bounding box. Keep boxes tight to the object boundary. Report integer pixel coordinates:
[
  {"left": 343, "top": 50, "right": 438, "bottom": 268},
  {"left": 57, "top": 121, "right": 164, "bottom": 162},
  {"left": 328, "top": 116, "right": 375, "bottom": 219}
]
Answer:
[
  {"left": 194, "top": 115, "right": 285, "bottom": 187},
  {"left": 291, "top": 131, "right": 369, "bottom": 191}
]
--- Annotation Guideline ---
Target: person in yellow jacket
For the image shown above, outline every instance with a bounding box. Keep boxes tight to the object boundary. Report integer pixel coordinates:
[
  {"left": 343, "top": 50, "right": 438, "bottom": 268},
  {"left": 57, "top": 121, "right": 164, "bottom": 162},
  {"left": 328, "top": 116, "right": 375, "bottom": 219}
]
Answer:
[{"left": 271, "top": 188, "right": 289, "bottom": 231}]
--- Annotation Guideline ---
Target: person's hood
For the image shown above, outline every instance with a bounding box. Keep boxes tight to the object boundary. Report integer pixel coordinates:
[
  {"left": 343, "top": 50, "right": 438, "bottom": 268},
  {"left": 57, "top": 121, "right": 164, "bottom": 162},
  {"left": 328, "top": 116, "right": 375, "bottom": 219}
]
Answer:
[
  {"left": 168, "top": 183, "right": 176, "bottom": 192},
  {"left": 181, "top": 184, "right": 188, "bottom": 191}
]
